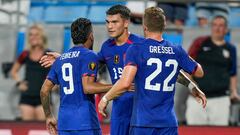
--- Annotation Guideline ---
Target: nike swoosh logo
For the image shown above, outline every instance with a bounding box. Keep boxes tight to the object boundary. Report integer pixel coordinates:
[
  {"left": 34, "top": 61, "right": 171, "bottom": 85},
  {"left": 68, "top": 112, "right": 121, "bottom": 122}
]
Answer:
[{"left": 105, "top": 57, "right": 111, "bottom": 60}]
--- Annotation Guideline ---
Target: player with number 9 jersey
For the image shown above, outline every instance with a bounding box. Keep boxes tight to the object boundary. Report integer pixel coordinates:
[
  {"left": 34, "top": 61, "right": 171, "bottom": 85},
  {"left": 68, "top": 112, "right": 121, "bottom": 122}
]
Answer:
[
  {"left": 125, "top": 39, "right": 198, "bottom": 133},
  {"left": 47, "top": 46, "right": 100, "bottom": 131}
]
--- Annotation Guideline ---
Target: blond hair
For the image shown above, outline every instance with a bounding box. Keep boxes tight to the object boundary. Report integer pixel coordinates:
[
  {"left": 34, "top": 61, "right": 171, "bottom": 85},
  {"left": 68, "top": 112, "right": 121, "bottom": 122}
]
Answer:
[
  {"left": 27, "top": 24, "right": 48, "bottom": 49},
  {"left": 143, "top": 7, "right": 166, "bottom": 32}
]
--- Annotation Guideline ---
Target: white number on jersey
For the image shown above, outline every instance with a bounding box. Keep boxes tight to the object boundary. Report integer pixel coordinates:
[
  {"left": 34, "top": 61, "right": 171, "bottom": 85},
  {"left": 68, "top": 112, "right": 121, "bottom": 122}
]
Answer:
[
  {"left": 113, "top": 67, "right": 123, "bottom": 79},
  {"left": 145, "top": 58, "right": 178, "bottom": 91},
  {"left": 61, "top": 63, "right": 74, "bottom": 94}
]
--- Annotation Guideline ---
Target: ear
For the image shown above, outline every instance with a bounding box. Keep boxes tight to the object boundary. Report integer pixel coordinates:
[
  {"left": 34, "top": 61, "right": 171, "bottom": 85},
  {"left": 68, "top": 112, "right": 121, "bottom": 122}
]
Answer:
[
  {"left": 124, "top": 19, "right": 130, "bottom": 28},
  {"left": 88, "top": 32, "right": 94, "bottom": 40},
  {"left": 143, "top": 24, "right": 148, "bottom": 32}
]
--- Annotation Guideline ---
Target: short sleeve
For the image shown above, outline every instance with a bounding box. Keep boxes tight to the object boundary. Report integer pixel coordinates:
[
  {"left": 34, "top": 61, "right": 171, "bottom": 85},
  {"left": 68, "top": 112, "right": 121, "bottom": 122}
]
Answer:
[
  {"left": 47, "top": 59, "right": 59, "bottom": 85},
  {"left": 82, "top": 52, "right": 99, "bottom": 77},
  {"left": 17, "top": 50, "right": 28, "bottom": 64},
  {"left": 178, "top": 46, "right": 198, "bottom": 74},
  {"left": 229, "top": 45, "right": 237, "bottom": 76},
  {"left": 97, "top": 47, "right": 105, "bottom": 62},
  {"left": 124, "top": 44, "right": 138, "bottom": 67}
]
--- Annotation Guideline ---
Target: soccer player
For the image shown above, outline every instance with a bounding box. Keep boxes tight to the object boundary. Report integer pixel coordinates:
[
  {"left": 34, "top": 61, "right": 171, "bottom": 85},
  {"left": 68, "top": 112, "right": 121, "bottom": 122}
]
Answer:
[
  {"left": 98, "top": 7, "right": 207, "bottom": 135},
  {"left": 97, "top": 5, "right": 144, "bottom": 135},
  {"left": 40, "top": 18, "right": 112, "bottom": 135}
]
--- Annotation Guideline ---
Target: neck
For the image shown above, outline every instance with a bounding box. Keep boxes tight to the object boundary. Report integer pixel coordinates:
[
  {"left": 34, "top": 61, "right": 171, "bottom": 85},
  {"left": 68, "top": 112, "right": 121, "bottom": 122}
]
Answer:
[
  {"left": 146, "top": 31, "right": 163, "bottom": 42},
  {"left": 115, "top": 30, "right": 129, "bottom": 45},
  {"left": 30, "top": 45, "right": 43, "bottom": 51},
  {"left": 211, "top": 37, "right": 225, "bottom": 46}
]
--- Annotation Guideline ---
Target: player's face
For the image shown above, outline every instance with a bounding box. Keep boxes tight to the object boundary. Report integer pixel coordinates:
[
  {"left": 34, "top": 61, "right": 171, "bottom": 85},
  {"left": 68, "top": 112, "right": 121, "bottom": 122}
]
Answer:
[
  {"left": 106, "top": 14, "right": 128, "bottom": 38},
  {"left": 211, "top": 18, "right": 228, "bottom": 40},
  {"left": 28, "top": 28, "right": 44, "bottom": 47}
]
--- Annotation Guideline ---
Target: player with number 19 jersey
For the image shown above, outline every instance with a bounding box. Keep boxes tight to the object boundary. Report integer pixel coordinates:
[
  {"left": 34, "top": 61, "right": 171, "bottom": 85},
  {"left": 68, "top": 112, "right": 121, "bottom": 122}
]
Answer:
[
  {"left": 97, "top": 33, "right": 144, "bottom": 134},
  {"left": 125, "top": 39, "right": 197, "bottom": 130},
  {"left": 47, "top": 46, "right": 100, "bottom": 131}
]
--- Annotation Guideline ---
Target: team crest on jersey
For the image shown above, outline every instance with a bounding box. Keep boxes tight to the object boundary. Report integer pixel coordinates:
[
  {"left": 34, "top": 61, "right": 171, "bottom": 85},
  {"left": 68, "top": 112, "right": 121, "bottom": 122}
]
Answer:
[
  {"left": 114, "top": 55, "right": 120, "bottom": 64},
  {"left": 88, "top": 62, "right": 96, "bottom": 71},
  {"left": 222, "top": 49, "right": 230, "bottom": 58}
]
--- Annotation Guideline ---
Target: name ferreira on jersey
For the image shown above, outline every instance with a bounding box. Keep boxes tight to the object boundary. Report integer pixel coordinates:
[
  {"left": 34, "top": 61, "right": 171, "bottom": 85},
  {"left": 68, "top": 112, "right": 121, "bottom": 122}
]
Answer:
[
  {"left": 149, "top": 45, "right": 175, "bottom": 54},
  {"left": 60, "top": 51, "right": 80, "bottom": 60}
]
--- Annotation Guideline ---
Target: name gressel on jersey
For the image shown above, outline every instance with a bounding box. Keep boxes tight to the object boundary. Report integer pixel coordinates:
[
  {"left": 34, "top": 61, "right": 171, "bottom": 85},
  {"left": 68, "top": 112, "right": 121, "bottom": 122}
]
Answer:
[{"left": 149, "top": 45, "right": 175, "bottom": 54}]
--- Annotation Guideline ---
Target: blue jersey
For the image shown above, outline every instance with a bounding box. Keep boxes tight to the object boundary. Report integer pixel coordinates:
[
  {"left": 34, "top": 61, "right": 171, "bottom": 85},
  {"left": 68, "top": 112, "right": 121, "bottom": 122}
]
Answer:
[
  {"left": 47, "top": 46, "right": 100, "bottom": 130},
  {"left": 125, "top": 38, "right": 197, "bottom": 128},
  {"left": 97, "top": 34, "right": 144, "bottom": 120}
]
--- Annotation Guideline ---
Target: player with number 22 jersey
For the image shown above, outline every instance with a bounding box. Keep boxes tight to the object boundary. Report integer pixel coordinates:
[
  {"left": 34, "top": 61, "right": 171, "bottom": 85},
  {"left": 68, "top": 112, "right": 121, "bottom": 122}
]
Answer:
[{"left": 125, "top": 39, "right": 198, "bottom": 134}]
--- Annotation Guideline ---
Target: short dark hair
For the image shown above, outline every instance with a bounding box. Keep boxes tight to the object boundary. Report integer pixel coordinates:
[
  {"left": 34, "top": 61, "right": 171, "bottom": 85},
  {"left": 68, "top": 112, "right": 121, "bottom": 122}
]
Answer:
[
  {"left": 212, "top": 15, "right": 228, "bottom": 27},
  {"left": 106, "top": 4, "right": 131, "bottom": 20},
  {"left": 71, "top": 18, "right": 92, "bottom": 45},
  {"left": 144, "top": 7, "right": 166, "bottom": 32}
]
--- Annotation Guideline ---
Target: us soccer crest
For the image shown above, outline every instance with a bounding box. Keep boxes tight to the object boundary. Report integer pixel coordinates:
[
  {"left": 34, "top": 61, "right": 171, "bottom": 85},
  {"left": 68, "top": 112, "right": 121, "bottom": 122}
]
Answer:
[
  {"left": 88, "top": 62, "right": 96, "bottom": 71},
  {"left": 114, "top": 55, "right": 120, "bottom": 64}
]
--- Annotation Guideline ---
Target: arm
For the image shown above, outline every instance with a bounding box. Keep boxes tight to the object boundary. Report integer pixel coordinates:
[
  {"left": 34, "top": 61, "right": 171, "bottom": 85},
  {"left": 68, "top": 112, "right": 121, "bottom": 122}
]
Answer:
[
  {"left": 40, "top": 79, "right": 57, "bottom": 135},
  {"left": 10, "top": 61, "right": 21, "bottom": 82},
  {"left": 82, "top": 76, "right": 112, "bottom": 94},
  {"left": 10, "top": 61, "right": 28, "bottom": 91},
  {"left": 178, "top": 70, "right": 207, "bottom": 108},
  {"left": 188, "top": 56, "right": 204, "bottom": 78},
  {"left": 39, "top": 52, "right": 61, "bottom": 68},
  {"left": 230, "top": 75, "right": 240, "bottom": 100},
  {"left": 98, "top": 65, "right": 137, "bottom": 116}
]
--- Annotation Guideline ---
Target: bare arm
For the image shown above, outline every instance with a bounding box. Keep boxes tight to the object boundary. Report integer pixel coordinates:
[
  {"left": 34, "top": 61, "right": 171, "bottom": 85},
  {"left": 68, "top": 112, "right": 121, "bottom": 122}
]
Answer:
[
  {"left": 178, "top": 70, "right": 207, "bottom": 108},
  {"left": 230, "top": 75, "right": 240, "bottom": 100},
  {"left": 103, "top": 65, "right": 137, "bottom": 100},
  {"left": 193, "top": 63, "right": 204, "bottom": 78},
  {"left": 40, "top": 79, "right": 55, "bottom": 118},
  {"left": 40, "top": 79, "right": 57, "bottom": 135},
  {"left": 10, "top": 61, "right": 22, "bottom": 82},
  {"left": 82, "top": 76, "right": 112, "bottom": 94},
  {"left": 98, "top": 65, "right": 137, "bottom": 116}
]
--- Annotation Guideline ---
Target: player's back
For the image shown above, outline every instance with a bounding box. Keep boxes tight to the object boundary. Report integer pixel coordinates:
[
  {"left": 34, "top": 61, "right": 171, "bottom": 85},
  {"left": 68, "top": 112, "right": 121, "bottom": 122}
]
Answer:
[
  {"left": 125, "top": 38, "right": 197, "bottom": 128},
  {"left": 52, "top": 46, "right": 100, "bottom": 130}
]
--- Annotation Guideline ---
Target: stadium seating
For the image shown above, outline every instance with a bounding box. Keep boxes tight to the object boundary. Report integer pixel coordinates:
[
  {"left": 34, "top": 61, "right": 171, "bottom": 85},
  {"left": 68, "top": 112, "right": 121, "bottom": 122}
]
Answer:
[{"left": 44, "top": 6, "right": 88, "bottom": 23}]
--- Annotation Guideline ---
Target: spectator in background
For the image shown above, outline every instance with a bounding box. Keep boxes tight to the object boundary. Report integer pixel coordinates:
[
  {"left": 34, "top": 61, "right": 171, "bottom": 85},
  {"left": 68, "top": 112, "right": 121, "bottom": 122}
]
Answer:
[
  {"left": 196, "top": 2, "right": 230, "bottom": 27},
  {"left": 126, "top": 1, "right": 156, "bottom": 24},
  {"left": 186, "top": 15, "right": 239, "bottom": 125},
  {"left": 157, "top": 2, "right": 188, "bottom": 27},
  {"left": 10, "top": 24, "right": 50, "bottom": 121}
]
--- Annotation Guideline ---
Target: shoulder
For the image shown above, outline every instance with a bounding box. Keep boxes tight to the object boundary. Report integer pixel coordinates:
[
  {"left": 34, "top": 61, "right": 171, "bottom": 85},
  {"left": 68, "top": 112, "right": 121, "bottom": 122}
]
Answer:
[
  {"left": 18, "top": 50, "right": 29, "bottom": 58},
  {"left": 130, "top": 33, "right": 145, "bottom": 43},
  {"left": 101, "top": 38, "right": 115, "bottom": 48},
  {"left": 85, "top": 50, "right": 98, "bottom": 59},
  {"left": 192, "top": 36, "right": 210, "bottom": 45},
  {"left": 17, "top": 50, "right": 29, "bottom": 64}
]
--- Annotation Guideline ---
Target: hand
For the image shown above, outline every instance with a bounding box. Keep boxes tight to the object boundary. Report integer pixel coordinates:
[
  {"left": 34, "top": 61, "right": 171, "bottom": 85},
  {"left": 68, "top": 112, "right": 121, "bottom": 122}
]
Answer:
[
  {"left": 17, "top": 81, "right": 28, "bottom": 92},
  {"left": 46, "top": 116, "right": 58, "bottom": 135},
  {"left": 191, "top": 86, "right": 207, "bottom": 108},
  {"left": 39, "top": 52, "right": 60, "bottom": 68},
  {"left": 230, "top": 91, "right": 240, "bottom": 101},
  {"left": 127, "top": 83, "right": 135, "bottom": 92},
  {"left": 98, "top": 98, "right": 108, "bottom": 117}
]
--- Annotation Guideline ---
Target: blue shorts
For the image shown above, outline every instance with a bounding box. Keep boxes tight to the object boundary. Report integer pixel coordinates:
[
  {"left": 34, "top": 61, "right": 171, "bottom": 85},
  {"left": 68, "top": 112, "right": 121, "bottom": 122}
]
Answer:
[
  {"left": 129, "top": 126, "right": 178, "bottom": 135},
  {"left": 58, "top": 129, "right": 101, "bottom": 135},
  {"left": 111, "top": 119, "right": 130, "bottom": 135}
]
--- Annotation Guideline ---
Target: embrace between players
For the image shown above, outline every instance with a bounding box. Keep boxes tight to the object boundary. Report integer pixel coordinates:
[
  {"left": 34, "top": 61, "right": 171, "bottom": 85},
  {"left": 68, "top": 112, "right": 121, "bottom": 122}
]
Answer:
[{"left": 39, "top": 5, "right": 207, "bottom": 135}]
